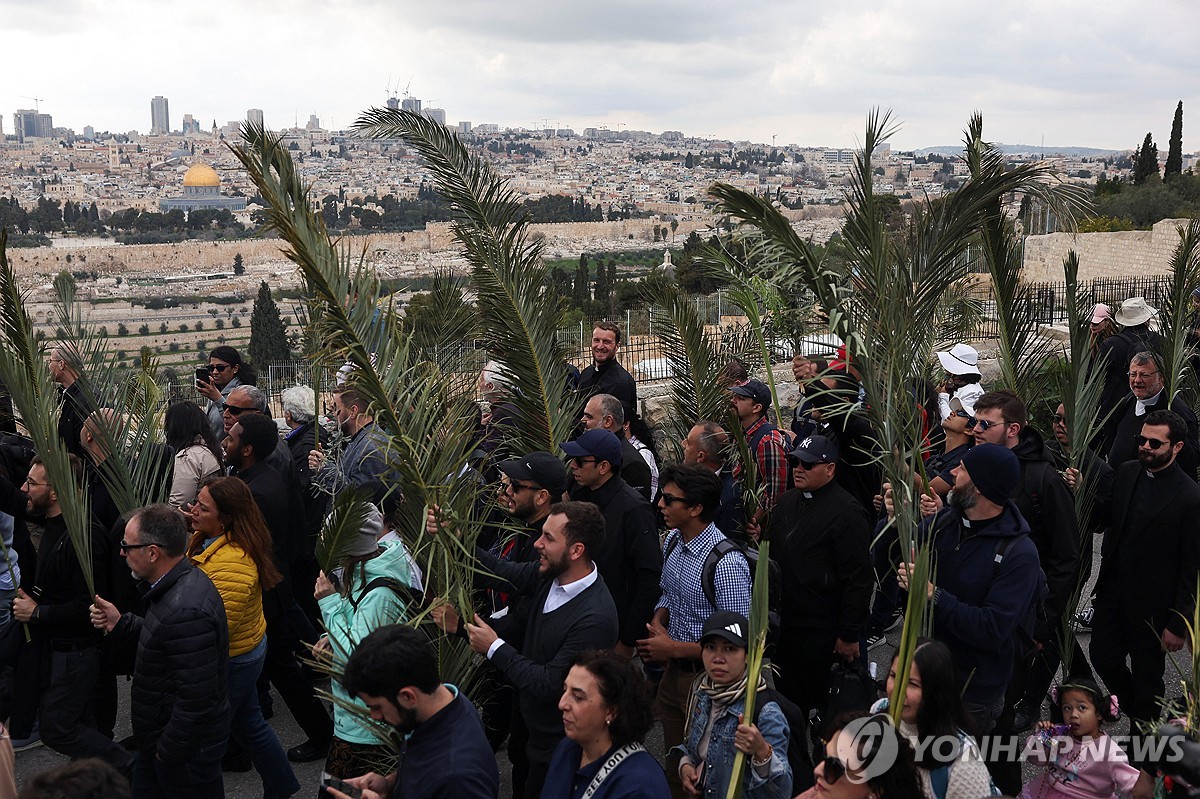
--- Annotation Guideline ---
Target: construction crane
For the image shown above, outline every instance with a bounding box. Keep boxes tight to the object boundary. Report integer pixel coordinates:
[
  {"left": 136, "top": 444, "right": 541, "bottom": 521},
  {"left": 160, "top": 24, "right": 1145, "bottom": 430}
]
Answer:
[{"left": 21, "top": 95, "right": 45, "bottom": 112}]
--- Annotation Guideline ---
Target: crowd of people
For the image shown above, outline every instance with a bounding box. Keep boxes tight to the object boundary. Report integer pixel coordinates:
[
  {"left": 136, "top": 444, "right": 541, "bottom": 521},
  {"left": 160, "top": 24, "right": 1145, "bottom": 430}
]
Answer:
[{"left": 0, "top": 297, "right": 1197, "bottom": 799}]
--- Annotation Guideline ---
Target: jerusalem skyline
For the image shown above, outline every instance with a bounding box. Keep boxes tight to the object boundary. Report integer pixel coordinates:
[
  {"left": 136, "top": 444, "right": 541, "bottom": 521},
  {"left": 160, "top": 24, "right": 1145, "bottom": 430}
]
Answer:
[{"left": 5, "top": 0, "right": 1198, "bottom": 152}]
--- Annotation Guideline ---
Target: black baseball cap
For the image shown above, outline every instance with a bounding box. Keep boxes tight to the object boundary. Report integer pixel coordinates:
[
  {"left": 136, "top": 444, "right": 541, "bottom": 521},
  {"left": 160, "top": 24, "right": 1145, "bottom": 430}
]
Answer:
[
  {"left": 498, "top": 451, "right": 568, "bottom": 495},
  {"left": 700, "top": 611, "right": 750, "bottom": 648}
]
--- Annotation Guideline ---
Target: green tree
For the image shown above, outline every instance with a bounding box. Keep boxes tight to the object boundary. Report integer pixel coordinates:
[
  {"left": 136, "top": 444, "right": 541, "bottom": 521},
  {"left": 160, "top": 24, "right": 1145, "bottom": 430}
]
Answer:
[
  {"left": 685, "top": 151, "right": 695, "bottom": 169},
  {"left": 248, "top": 281, "right": 291, "bottom": 365},
  {"left": 1134, "top": 132, "right": 1160, "bottom": 185},
  {"left": 233, "top": 253, "right": 245, "bottom": 275},
  {"left": 573, "top": 254, "right": 589, "bottom": 307},
  {"left": 1166, "top": 101, "right": 1184, "bottom": 181}
]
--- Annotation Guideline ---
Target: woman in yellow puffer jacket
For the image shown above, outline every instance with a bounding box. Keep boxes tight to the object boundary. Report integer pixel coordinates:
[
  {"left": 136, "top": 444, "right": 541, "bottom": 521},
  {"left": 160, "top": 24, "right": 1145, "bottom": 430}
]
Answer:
[{"left": 189, "top": 476, "right": 300, "bottom": 799}]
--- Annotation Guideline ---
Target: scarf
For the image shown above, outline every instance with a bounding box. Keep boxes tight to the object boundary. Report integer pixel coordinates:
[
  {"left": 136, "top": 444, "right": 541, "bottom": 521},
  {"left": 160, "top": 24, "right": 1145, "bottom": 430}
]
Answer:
[{"left": 684, "top": 671, "right": 770, "bottom": 736}]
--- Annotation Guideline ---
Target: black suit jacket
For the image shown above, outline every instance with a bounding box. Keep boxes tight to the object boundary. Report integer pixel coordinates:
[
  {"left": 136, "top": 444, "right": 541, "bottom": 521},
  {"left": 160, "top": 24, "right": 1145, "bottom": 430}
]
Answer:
[
  {"left": 1103, "top": 392, "right": 1199, "bottom": 479},
  {"left": 1097, "top": 460, "right": 1200, "bottom": 636}
]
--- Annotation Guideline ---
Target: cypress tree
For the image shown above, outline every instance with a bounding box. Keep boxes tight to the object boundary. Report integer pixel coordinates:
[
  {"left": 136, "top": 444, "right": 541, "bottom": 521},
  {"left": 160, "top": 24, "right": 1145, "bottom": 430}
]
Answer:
[
  {"left": 573, "top": 254, "right": 589, "bottom": 307},
  {"left": 1133, "top": 132, "right": 1160, "bottom": 185},
  {"left": 1166, "top": 101, "right": 1184, "bottom": 180},
  {"left": 249, "top": 281, "right": 291, "bottom": 366}
]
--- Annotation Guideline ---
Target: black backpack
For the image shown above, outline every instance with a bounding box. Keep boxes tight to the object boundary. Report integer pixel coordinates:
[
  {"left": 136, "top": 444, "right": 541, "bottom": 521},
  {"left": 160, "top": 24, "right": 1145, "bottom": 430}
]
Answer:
[
  {"left": 752, "top": 687, "right": 811, "bottom": 797},
  {"left": 662, "top": 535, "right": 781, "bottom": 636}
]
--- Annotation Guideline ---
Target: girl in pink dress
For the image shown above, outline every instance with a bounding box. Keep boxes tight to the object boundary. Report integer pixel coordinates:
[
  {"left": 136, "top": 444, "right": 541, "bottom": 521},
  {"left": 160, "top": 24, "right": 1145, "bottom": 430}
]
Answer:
[{"left": 1020, "top": 680, "right": 1142, "bottom": 799}]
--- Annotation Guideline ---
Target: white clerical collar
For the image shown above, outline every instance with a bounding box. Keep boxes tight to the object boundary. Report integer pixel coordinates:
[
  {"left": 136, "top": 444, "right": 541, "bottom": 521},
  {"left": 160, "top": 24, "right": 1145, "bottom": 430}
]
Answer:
[{"left": 1135, "top": 391, "right": 1163, "bottom": 416}]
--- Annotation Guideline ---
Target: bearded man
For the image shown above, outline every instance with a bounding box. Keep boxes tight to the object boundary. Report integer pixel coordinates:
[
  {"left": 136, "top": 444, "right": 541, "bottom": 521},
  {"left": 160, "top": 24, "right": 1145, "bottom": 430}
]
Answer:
[
  {"left": 898, "top": 443, "right": 1043, "bottom": 737},
  {"left": 1091, "top": 410, "right": 1200, "bottom": 752}
]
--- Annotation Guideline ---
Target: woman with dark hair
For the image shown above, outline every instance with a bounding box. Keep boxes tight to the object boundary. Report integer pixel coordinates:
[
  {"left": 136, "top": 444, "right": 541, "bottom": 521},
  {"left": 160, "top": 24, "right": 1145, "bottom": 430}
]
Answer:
[
  {"left": 796, "top": 710, "right": 924, "bottom": 799},
  {"left": 677, "top": 611, "right": 792, "bottom": 799},
  {"left": 541, "top": 650, "right": 670, "bottom": 799},
  {"left": 164, "top": 400, "right": 223, "bottom": 508},
  {"left": 871, "top": 640, "right": 993, "bottom": 799},
  {"left": 626, "top": 416, "right": 661, "bottom": 498},
  {"left": 196, "top": 345, "right": 257, "bottom": 439},
  {"left": 188, "top": 476, "right": 299, "bottom": 799}
]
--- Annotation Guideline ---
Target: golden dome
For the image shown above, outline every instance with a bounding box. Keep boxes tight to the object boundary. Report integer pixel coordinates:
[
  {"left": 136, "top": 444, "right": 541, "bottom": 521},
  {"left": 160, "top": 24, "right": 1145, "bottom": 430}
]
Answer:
[{"left": 182, "top": 163, "right": 221, "bottom": 187}]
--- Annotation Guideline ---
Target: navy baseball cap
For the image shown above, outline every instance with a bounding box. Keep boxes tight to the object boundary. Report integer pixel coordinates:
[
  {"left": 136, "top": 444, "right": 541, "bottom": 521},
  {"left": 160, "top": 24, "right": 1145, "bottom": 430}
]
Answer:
[
  {"left": 730, "top": 379, "right": 772, "bottom": 409},
  {"left": 788, "top": 434, "right": 839, "bottom": 464},
  {"left": 560, "top": 429, "right": 623, "bottom": 468},
  {"left": 498, "top": 451, "right": 568, "bottom": 495}
]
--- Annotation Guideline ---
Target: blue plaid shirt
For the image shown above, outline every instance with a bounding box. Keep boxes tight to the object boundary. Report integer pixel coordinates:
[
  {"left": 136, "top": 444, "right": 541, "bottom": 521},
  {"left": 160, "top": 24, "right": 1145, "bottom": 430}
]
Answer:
[{"left": 656, "top": 523, "right": 752, "bottom": 643}]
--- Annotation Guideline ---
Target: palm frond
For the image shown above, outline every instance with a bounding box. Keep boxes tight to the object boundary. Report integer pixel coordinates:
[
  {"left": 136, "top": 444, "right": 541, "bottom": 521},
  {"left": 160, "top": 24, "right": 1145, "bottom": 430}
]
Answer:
[
  {"left": 726, "top": 540, "right": 772, "bottom": 799},
  {"left": 1158, "top": 220, "right": 1200, "bottom": 402},
  {"left": 641, "top": 276, "right": 731, "bottom": 445},
  {"left": 353, "top": 108, "right": 575, "bottom": 458},
  {"left": 314, "top": 487, "right": 374, "bottom": 573}
]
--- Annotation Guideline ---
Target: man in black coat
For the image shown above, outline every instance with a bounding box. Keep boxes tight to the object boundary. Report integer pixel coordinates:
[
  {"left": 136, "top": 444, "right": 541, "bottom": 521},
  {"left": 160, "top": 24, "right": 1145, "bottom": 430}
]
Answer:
[
  {"left": 432, "top": 501, "right": 618, "bottom": 799},
  {"left": 1103, "top": 351, "right": 1199, "bottom": 479},
  {"left": 1097, "top": 298, "right": 1166, "bottom": 418},
  {"left": 576, "top": 322, "right": 638, "bottom": 424},
  {"left": 91, "top": 504, "right": 229, "bottom": 799},
  {"left": 579, "top": 393, "right": 652, "bottom": 500},
  {"left": 769, "top": 435, "right": 872, "bottom": 719},
  {"left": 561, "top": 429, "right": 661, "bottom": 658},
  {"left": 1092, "top": 410, "right": 1200, "bottom": 744},
  {"left": 225, "top": 412, "right": 333, "bottom": 762}
]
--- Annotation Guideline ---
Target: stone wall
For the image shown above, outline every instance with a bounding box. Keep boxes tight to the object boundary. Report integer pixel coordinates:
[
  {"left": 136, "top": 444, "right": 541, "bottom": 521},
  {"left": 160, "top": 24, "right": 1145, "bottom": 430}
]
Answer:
[{"left": 1021, "top": 218, "right": 1194, "bottom": 283}]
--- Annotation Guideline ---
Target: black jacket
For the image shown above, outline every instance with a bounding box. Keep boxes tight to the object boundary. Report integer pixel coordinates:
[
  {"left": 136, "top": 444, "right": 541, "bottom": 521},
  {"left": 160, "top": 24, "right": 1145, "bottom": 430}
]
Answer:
[
  {"left": 285, "top": 421, "right": 332, "bottom": 540},
  {"left": 113, "top": 559, "right": 230, "bottom": 763},
  {"left": 769, "top": 481, "right": 872, "bottom": 640},
  {"left": 1011, "top": 427, "right": 1080, "bottom": 635},
  {"left": 476, "top": 551, "right": 619, "bottom": 763},
  {"left": 1097, "top": 325, "right": 1166, "bottom": 416},
  {"left": 577, "top": 359, "right": 638, "bottom": 422},
  {"left": 1103, "top": 391, "right": 1200, "bottom": 479},
  {"left": 29, "top": 514, "right": 110, "bottom": 646},
  {"left": 569, "top": 475, "right": 661, "bottom": 647},
  {"left": 1097, "top": 460, "right": 1200, "bottom": 637}
]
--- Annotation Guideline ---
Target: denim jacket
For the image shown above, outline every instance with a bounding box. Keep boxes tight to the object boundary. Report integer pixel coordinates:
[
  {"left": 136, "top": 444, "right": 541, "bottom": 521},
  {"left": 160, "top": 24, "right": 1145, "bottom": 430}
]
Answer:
[{"left": 673, "top": 690, "right": 792, "bottom": 799}]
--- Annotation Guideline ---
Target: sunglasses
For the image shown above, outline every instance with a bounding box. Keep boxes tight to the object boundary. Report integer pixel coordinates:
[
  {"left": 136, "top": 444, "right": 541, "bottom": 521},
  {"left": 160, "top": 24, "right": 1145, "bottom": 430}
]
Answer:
[
  {"left": 570, "top": 457, "right": 598, "bottom": 466},
  {"left": 818, "top": 756, "right": 848, "bottom": 784},
  {"left": 499, "top": 481, "right": 538, "bottom": 495},
  {"left": 966, "top": 417, "right": 1002, "bottom": 432},
  {"left": 951, "top": 409, "right": 973, "bottom": 420},
  {"left": 1051, "top": 414, "right": 1066, "bottom": 424},
  {"left": 119, "top": 541, "right": 154, "bottom": 553},
  {"left": 222, "top": 403, "right": 256, "bottom": 415},
  {"left": 209, "top": 364, "right": 233, "bottom": 373},
  {"left": 659, "top": 491, "right": 690, "bottom": 506},
  {"left": 789, "top": 458, "right": 825, "bottom": 470},
  {"left": 1135, "top": 434, "right": 1169, "bottom": 449}
]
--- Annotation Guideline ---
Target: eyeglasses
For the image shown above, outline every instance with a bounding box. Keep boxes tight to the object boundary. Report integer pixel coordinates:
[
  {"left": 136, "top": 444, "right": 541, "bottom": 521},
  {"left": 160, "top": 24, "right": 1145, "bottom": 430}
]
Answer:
[
  {"left": 967, "top": 418, "right": 1003, "bottom": 432},
  {"left": 500, "top": 481, "right": 538, "bottom": 495},
  {"left": 818, "top": 756, "right": 848, "bottom": 784},
  {"left": 222, "top": 403, "right": 256, "bottom": 415},
  {"left": 1051, "top": 414, "right": 1067, "bottom": 424},
  {"left": 1128, "top": 371, "right": 1159, "bottom": 380},
  {"left": 1135, "top": 435, "right": 1169, "bottom": 449},
  {"left": 209, "top": 364, "right": 232, "bottom": 373},
  {"left": 119, "top": 541, "right": 154, "bottom": 553},
  {"left": 659, "top": 492, "right": 690, "bottom": 506}
]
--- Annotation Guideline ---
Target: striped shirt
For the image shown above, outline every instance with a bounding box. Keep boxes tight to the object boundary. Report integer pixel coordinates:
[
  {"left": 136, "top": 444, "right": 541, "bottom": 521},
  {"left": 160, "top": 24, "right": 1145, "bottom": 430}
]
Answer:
[{"left": 656, "top": 523, "right": 752, "bottom": 643}]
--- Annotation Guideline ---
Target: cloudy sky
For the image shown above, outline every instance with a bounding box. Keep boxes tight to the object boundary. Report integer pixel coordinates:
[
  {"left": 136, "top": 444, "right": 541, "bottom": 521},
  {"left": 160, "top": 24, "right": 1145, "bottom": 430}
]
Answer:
[{"left": 6, "top": 0, "right": 1197, "bottom": 152}]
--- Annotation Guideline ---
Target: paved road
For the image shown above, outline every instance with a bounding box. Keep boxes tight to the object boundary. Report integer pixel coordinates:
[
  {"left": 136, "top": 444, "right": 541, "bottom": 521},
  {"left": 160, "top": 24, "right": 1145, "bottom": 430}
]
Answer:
[{"left": 12, "top": 542, "right": 1188, "bottom": 795}]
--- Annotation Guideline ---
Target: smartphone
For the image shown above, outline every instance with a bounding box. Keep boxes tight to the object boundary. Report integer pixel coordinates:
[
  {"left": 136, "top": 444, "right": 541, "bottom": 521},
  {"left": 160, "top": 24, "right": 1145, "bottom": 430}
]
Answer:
[
  {"left": 321, "top": 776, "right": 363, "bottom": 799},
  {"left": 194, "top": 367, "right": 210, "bottom": 386}
]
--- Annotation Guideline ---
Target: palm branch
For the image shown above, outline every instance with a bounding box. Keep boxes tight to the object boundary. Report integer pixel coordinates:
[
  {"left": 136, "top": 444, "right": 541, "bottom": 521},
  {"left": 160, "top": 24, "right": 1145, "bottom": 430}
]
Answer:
[
  {"left": 726, "top": 539, "right": 772, "bottom": 799},
  {"left": 0, "top": 231, "right": 96, "bottom": 595},
  {"left": 353, "top": 108, "right": 576, "bottom": 460},
  {"left": 314, "top": 486, "right": 374, "bottom": 573},
  {"left": 1157, "top": 220, "right": 1200, "bottom": 404},
  {"left": 640, "top": 276, "right": 734, "bottom": 450}
]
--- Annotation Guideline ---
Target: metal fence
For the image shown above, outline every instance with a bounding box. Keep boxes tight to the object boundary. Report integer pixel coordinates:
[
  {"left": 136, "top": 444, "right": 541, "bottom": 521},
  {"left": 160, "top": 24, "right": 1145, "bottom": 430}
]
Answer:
[{"left": 971, "top": 274, "right": 1171, "bottom": 339}]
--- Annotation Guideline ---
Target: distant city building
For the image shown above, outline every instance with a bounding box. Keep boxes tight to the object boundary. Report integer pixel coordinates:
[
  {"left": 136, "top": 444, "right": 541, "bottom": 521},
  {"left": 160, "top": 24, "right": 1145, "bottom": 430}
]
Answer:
[
  {"left": 424, "top": 107, "right": 446, "bottom": 126},
  {"left": 158, "top": 162, "right": 247, "bottom": 213},
  {"left": 386, "top": 96, "right": 400, "bottom": 110},
  {"left": 151, "top": 96, "right": 170, "bottom": 135},
  {"left": 475, "top": 123, "right": 499, "bottom": 134},
  {"left": 83, "top": 125, "right": 94, "bottom": 140},
  {"left": 182, "top": 114, "right": 200, "bottom": 135},
  {"left": 247, "top": 108, "right": 264, "bottom": 129},
  {"left": 401, "top": 97, "right": 421, "bottom": 114},
  {"left": 661, "top": 131, "right": 683, "bottom": 141},
  {"left": 13, "top": 109, "right": 53, "bottom": 142},
  {"left": 457, "top": 121, "right": 472, "bottom": 134},
  {"left": 306, "top": 114, "right": 321, "bottom": 131}
]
